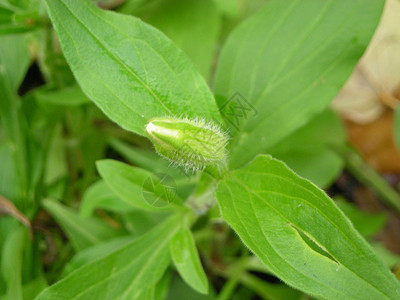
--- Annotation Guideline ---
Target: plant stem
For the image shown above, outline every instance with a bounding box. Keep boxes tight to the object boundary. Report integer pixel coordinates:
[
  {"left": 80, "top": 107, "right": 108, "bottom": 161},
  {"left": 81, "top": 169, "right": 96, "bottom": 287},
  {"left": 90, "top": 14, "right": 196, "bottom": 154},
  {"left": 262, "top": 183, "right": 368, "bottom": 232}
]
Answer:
[
  {"left": 337, "top": 145, "right": 400, "bottom": 213},
  {"left": 216, "top": 274, "right": 241, "bottom": 300}
]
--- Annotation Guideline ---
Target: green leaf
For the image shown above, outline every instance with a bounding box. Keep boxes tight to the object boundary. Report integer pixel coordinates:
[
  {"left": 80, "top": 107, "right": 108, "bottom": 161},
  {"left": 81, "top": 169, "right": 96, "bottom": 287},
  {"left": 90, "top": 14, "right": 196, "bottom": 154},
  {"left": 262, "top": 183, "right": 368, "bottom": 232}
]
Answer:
[
  {"left": 170, "top": 226, "right": 208, "bottom": 294},
  {"left": 1, "top": 225, "right": 27, "bottom": 300},
  {"left": 143, "top": 0, "right": 220, "bottom": 78},
  {"left": 63, "top": 236, "right": 133, "bottom": 276},
  {"left": 36, "top": 213, "right": 183, "bottom": 300},
  {"left": 0, "top": 34, "right": 30, "bottom": 91},
  {"left": 80, "top": 180, "right": 133, "bottom": 217},
  {"left": 239, "top": 272, "right": 301, "bottom": 300},
  {"left": 0, "top": 34, "right": 30, "bottom": 207},
  {"left": 42, "top": 199, "right": 121, "bottom": 252},
  {"left": 109, "top": 139, "right": 196, "bottom": 199},
  {"left": 22, "top": 277, "right": 48, "bottom": 300},
  {"left": 43, "top": 0, "right": 221, "bottom": 136},
  {"left": 32, "top": 84, "right": 91, "bottom": 106},
  {"left": 109, "top": 139, "right": 181, "bottom": 177},
  {"left": 268, "top": 109, "right": 345, "bottom": 188},
  {"left": 167, "top": 277, "right": 215, "bottom": 300},
  {"left": 0, "top": 144, "right": 19, "bottom": 205},
  {"left": 214, "top": 0, "right": 385, "bottom": 168},
  {"left": 216, "top": 155, "right": 400, "bottom": 299},
  {"left": 0, "top": 4, "right": 38, "bottom": 36},
  {"left": 96, "top": 159, "right": 182, "bottom": 211},
  {"left": 122, "top": 210, "right": 164, "bottom": 237},
  {"left": 335, "top": 198, "right": 387, "bottom": 238},
  {"left": 371, "top": 242, "right": 400, "bottom": 269}
]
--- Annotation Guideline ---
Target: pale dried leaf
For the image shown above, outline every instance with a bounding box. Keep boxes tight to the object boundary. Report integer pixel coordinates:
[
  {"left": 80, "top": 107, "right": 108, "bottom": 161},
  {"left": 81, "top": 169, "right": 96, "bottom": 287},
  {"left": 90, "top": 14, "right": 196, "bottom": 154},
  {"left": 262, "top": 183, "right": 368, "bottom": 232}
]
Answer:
[{"left": 332, "top": 0, "right": 400, "bottom": 123}]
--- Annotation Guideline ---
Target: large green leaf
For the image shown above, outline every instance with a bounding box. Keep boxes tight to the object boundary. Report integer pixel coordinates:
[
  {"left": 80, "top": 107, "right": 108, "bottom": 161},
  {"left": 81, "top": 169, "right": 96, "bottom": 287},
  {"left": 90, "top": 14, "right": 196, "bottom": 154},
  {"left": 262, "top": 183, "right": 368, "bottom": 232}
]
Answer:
[
  {"left": 36, "top": 213, "right": 183, "bottom": 300},
  {"left": 63, "top": 236, "right": 133, "bottom": 276},
  {"left": 43, "top": 0, "right": 221, "bottom": 136},
  {"left": 169, "top": 226, "right": 208, "bottom": 294},
  {"left": 268, "top": 109, "right": 345, "bottom": 188},
  {"left": 42, "top": 199, "right": 120, "bottom": 252},
  {"left": 214, "top": 0, "right": 384, "bottom": 168},
  {"left": 143, "top": 0, "right": 220, "bottom": 78},
  {"left": 216, "top": 155, "right": 400, "bottom": 299}
]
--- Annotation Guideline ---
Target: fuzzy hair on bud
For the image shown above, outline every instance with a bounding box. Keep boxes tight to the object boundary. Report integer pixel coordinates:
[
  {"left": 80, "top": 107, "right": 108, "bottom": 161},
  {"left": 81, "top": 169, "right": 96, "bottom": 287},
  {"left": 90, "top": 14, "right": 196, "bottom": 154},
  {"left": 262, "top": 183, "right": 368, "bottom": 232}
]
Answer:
[{"left": 145, "top": 117, "right": 228, "bottom": 171}]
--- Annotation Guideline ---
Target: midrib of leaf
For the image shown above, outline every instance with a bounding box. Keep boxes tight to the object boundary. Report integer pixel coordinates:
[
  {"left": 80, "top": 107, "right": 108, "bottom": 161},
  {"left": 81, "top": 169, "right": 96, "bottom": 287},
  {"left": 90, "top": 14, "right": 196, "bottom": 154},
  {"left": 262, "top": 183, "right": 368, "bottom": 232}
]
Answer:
[
  {"left": 250, "top": 0, "right": 360, "bottom": 109},
  {"left": 228, "top": 175, "right": 392, "bottom": 299},
  {"left": 246, "top": 0, "right": 335, "bottom": 101},
  {"left": 56, "top": 0, "right": 174, "bottom": 115},
  {"left": 232, "top": 41, "right": 353, "bottom": 153},
  {"left": 53, "top": 9, "right": 143, "bottom": 121},
  {"left": 70, "top": 216, "right": 180, "bottom": 299},
  {"left": 230, "top": 0, "right": 361, "bottom": 143},
  {"left": 224, "top": 0, "right": 301, "bottom": 96},
  {"left": 120, "top": 228, "right": 172, "bottom": 299},
  {"left": 239, "top": 169, "right": 366, "bottom": 254},
  {"left": 222, "top": 182, "right": 346, "bottom": 298},
  {"left": 82, "top": 1, "right": 217, "bottom": 119}
]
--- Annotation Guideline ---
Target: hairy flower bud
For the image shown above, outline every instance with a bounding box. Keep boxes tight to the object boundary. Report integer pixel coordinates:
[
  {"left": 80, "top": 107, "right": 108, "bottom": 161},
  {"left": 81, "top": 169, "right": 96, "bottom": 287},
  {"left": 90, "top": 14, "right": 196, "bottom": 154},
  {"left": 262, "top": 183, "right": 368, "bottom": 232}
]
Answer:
[{"left": 145, "top": 117, "right": 228, "bottom": 171}]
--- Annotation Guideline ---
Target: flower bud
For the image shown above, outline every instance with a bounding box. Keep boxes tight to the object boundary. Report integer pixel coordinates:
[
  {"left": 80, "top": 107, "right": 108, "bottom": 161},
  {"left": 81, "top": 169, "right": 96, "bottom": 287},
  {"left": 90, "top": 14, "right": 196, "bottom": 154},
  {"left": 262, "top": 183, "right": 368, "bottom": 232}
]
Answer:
[{"left": 145, "top": 117, "right": 228, "bottom": 170}]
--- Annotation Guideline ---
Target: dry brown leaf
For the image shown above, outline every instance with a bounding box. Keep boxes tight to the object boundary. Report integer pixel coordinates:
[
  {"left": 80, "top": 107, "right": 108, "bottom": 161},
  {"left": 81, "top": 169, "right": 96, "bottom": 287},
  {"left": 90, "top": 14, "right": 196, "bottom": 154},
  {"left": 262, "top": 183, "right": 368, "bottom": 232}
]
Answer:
[
  {"left": 332, "top": 0, "right": 400, "bottom": 123},
  {"left": 0, "top": 195, "right": 32, "bottom": 239},
  {"left": 346, "top": 110, "right": 400, "bottom": 173}
]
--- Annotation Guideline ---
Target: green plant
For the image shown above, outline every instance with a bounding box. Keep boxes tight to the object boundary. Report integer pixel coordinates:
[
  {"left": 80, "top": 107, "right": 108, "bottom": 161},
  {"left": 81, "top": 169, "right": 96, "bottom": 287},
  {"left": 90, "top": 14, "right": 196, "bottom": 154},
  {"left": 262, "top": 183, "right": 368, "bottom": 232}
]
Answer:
[{"left": 1, "top": 0, "right": 399, "bottom": 299}]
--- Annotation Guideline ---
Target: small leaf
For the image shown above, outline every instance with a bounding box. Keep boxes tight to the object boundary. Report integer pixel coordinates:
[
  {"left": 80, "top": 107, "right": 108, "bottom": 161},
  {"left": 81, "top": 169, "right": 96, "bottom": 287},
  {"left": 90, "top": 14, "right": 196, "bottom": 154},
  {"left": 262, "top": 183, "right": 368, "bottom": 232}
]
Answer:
[
  {"left": 170, "top": 226, "right": 208, "bottom": 294},
  {"left": 43, "top": 0, "right": 221, "bottom": 136},
  {"left": 214, "top": 0, "right": 385, "bottom": 168},
  {"left": 42, "top": 199, "right": 120, "bottom": 252},
  {"left": 109, "top": 138, "right": 174, "bottom": 174},
  {"left": 0, "top": 34, "right": 30, "bottom": 91},
  {"left": 1, "top": 225, "right": 27, "bottom": 300},
  {"left": 268, "top": 109, "right": 345, "bottom": 187},
  {"left": 0, "top": 34, "right": 30, "bottom": 208},
  {"left": 371, "top": 242, "right": 400, "bottom": 269},
  {"left": 36, "top": 213, "right": 183, "bottom": 300},
  {"left": 33, "top": 84, "right": 91, "bottom": 106},
  {"left": 80, "top": 180, "right": 133, "bottom": 217},
  {"left": 109, "top": 139, "right": 196, "bottom": 199},
  {"left": 335, "top": 198, "right": 387, "bottom": 238},
  {"left": 96, "top": 159, "right": 182, "bottom": 211},
  {"left": 0, "top": 4, "right": 37, "bottom": 36},
  {"left": 216, "top": 155, "right": 400, "bottom": 299}
]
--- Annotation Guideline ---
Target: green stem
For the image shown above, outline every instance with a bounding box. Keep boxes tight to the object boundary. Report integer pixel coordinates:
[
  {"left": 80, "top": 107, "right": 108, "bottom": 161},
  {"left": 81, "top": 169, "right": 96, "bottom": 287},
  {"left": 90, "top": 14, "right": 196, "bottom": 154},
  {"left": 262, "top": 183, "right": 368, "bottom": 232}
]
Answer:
[
  {"left": 337, "top": 145, "right": 400, "bottom": 213},
  {"left": 216, "top": 274, "right": 241, "bottom": 300}
]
